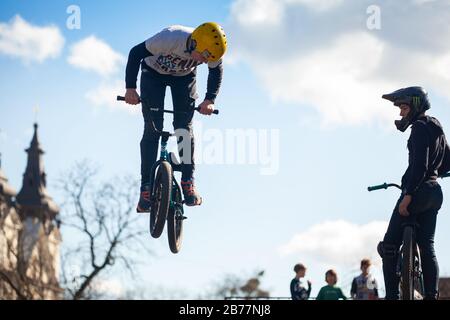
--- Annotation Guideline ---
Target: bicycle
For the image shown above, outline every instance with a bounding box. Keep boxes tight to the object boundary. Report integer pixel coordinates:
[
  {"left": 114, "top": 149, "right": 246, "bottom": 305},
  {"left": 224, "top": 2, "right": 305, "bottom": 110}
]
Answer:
[
  {"left": 368, "top": 172, "right": 449, "bottom": 300},
  {"left": 117, "top": 95, "right": 219, "bottom": 253}
]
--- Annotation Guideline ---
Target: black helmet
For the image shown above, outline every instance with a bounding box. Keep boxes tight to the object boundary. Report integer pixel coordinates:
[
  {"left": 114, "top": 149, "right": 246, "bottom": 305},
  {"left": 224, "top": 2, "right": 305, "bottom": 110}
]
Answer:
[{"left": 382, "top": 86, "right": 430, "bottom": 132}]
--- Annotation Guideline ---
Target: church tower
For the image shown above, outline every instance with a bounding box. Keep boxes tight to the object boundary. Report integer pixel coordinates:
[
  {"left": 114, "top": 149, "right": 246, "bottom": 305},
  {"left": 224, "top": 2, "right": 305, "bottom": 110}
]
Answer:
[{"left": 14, "top": 123, "right": 62, "bottom": 299}]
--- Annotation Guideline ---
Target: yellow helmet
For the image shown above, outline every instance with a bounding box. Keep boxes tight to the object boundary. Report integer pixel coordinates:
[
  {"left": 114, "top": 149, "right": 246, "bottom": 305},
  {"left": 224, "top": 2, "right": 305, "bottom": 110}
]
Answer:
[{"left": 191, "top": 22, "right": 227, "bottom": 62}]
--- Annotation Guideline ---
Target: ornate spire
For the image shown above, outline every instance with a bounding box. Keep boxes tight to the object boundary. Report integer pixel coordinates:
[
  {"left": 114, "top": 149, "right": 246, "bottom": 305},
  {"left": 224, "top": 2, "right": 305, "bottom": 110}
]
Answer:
[{"left": 16, "top": 123, "right": 59, "bottom": 220}]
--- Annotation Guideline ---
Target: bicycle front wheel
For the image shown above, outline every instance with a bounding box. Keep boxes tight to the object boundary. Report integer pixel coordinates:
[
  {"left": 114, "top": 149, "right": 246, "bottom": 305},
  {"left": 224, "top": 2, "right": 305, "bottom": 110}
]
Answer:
[
  {"left": 401, "top": 226, "right": 415, "bottom": 300},
  {"left": 150, "top": 161, "right": 172, "bottom": 238}
]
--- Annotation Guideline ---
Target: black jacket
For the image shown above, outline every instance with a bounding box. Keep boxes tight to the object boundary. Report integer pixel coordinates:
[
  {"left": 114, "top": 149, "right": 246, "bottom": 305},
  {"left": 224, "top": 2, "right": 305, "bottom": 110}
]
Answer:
[{"left": 402, "top": 115, "right": 450, "bottom": 195}]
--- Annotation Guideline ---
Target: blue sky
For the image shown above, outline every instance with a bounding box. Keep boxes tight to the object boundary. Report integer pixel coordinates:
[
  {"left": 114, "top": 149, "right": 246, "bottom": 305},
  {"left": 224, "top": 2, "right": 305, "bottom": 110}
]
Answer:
[{"left": 1, "top": 0, "right": 450, "bottom": 298}]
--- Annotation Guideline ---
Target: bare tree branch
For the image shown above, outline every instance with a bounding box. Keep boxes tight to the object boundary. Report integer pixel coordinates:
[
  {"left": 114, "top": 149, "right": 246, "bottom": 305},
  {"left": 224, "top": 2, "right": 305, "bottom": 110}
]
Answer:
[{"left": 58, "top": 161, "right": 151, "bottom": 300}]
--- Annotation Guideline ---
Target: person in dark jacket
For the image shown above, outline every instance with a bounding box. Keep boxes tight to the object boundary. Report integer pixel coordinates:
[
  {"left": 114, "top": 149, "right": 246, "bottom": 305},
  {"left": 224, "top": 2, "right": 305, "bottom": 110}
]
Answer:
[
  {"left": 378, "top": 86, "right": 450, "bottom": 300},
  {"left": 290, "top": 263, "right": 311, "bottom": 300}
]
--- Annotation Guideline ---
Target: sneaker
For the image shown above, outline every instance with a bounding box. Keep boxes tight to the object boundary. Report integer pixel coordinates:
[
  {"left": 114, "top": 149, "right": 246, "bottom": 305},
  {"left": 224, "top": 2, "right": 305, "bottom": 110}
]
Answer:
[
  {"left": 181, "top": 178, "right": 202, "bottom": 206},
  {"left": 136, "top": 183, "right": 151, "bottom": 213}
]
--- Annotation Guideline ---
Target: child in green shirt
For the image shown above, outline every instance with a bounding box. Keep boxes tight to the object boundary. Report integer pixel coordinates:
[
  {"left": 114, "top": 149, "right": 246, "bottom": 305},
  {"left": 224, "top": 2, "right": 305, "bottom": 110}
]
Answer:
[{"left": 316, "top": 269, "right": 347, "bottom": 300}]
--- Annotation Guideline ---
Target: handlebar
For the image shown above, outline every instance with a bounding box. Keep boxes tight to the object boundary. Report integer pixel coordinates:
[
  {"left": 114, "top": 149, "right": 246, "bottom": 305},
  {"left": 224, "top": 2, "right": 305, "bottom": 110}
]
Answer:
[
  {"left": 116, "top": 96, "right": 219, "bottom": 115},
  {"left": 368, "top": 173, "right": 449, "bottom": 192},
  {"left": 367, "top": 183, "right": 402, "bottom": 192}
]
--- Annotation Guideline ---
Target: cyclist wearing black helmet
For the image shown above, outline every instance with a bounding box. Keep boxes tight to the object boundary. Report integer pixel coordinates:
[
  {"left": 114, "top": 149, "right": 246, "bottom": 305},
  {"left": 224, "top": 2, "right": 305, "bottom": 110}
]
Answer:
[{"left": 377, "top": 86, "right": 450, "bottom": 300}]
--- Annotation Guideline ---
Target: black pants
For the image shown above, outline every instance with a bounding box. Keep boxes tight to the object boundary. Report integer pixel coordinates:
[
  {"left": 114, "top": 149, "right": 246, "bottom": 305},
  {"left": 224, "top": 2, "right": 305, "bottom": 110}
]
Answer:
[
  {"left": 139, "top": 67, "right": 197, "bottom": 185},
  {"left": 382, "top": 181, "right": 443, "bottom": 299}
]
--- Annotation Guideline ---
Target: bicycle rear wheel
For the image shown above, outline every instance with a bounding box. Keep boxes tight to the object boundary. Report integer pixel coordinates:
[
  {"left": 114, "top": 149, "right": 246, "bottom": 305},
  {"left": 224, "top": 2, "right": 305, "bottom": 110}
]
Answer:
[
  {"left": 401, "top": 226, "right": 415, "bottom": 300},
  {"left": 150, "top": 161, "right": 172, "bottom": 238},
  {"left": 167, "top": 180, "right": 184, "bottom": 253}
]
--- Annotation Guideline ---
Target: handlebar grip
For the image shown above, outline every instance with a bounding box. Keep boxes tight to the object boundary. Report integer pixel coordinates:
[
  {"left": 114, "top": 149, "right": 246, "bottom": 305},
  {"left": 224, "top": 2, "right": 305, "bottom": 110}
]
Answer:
[
  {"left": 117, "top": 95, "right": 141, "bottom": 103},
  {"left": 194, "top": 107, "right": 219, "bottom": 115},
  {"left": 367, "top": 183, "right": 387, "bottom": 192}
]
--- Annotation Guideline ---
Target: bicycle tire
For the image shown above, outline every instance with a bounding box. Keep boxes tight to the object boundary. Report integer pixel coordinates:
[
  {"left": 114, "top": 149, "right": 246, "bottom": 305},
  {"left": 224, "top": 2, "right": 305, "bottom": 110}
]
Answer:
[
  {"left": 167, "top": 180, "right": 184, "bottom": 253},
  {"left": 401, "top": 226, "right": 415, "bottom": 300},
  {"left": 413, "top": 244, "right": 425, "bottom": 299},
  {"left": 150, "top": 161, "right": 172, "bottom": 238}
]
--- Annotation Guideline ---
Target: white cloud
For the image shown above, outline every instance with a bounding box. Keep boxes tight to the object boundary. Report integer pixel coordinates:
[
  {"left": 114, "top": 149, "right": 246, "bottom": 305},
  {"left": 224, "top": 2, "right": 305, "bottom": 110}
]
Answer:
[
  {"left": 91, "top": 278, "right": 124, "bottom": 299},
  {"left": 230, "top": 0, "right": 343, "bottom": 29},
  {"left": 228, "top": 0, "right": 450, "bottom": 127},
  {"left": 0, "top": 15, "right": 64, "bottom": 62},
  {"left": 255, "top": 32, "right": 398, "bottom": 127},
  {"left": 287, "top": 0, "right": 344, "bottom": 11},
  {"left": 85, "top": 79, "right": 139, "bottom": 114},
  {"left": 68, "top": 35, "right": 125, "bottom": 77},
  {"left": 413, "top": 0, "right": 437, "bottom": 4},
  {"left": 279, "top": 220, "right": 388, "bottom": 268},
  {"left": 231, "top": 0, "right": 284, "bottom": 26}
]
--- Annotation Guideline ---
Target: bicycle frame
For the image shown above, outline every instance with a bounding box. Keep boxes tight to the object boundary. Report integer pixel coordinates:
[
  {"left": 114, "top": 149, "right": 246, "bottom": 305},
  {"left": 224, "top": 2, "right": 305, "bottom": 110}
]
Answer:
[
  {"left": 147, "top": 129, "right": 185, "bottom": 210},
  {"left": 148, "top": 134, "right": 181, "bottom": 191}
]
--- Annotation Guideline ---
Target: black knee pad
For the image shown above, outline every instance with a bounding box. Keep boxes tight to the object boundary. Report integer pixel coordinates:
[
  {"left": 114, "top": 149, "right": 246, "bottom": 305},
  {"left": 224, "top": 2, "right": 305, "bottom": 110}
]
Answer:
[{"left": 377, "top": 241, "right": 398, "bottom": 259}]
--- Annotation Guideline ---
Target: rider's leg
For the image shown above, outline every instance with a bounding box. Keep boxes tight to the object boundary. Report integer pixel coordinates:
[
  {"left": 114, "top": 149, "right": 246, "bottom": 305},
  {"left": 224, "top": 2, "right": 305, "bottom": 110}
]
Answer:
[
  {"left": 409, "top": 181, "right": 443, "bottom": 299},
  {"left": 413, "top": 182, "right": 443, "bottom": 299},
  {"left": 140, "top": 68, "right": 166, "bottom": 186},
  {"left": 170, "top": 71, "right": 197, "bottom": 180},
  {"left": 380, "top": 196, "right": 405, "bottom": 300},
  {"left": 416, "top": 209, "right": 439, "bottom": 300},
  {"left": 169, "top": 72, "right": 201, "bottom": 206},
  {"left": 137, "top": 68, "right": 166, "bottom": 212}
]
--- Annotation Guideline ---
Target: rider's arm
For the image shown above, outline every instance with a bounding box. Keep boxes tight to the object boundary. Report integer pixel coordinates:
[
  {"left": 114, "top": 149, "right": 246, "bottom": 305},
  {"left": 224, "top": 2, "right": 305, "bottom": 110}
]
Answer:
[
  {"left": 205, "top": 60, "right": 223, "bottom": 103},
  {"left": 307, "top": 281, "right": 312, "bottom": 298},
  {"left": 125, "top": 42, "right": 153, "bottom": 89},
  {"left": 404, "top": 122, "right": 429, "bottom": 195},
  {"left": 438, "top": 139, "right": 450, "bottom": 176}
]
